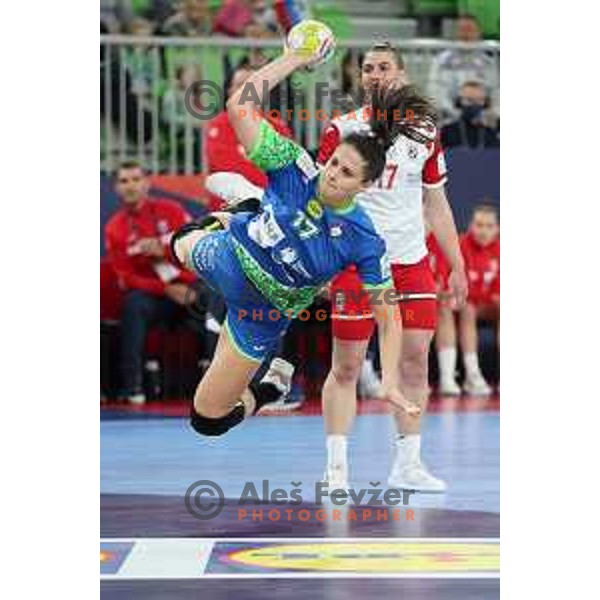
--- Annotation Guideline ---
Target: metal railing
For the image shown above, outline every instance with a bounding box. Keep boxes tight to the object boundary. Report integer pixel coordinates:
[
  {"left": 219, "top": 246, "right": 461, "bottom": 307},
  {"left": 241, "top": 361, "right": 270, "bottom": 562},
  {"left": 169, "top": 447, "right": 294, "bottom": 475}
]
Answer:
[{"left": 100, "top": 35, "right": 500, "bottom": 175}]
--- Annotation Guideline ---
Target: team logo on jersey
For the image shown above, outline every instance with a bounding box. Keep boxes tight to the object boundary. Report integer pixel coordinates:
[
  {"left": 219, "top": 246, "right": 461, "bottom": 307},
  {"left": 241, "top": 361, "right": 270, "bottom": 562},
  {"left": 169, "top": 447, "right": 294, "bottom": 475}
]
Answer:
[
  {"left": 407, "top": 144, "right": 419, "bottom": 160},
  {"left": 157, "top": 219, "right": 169, "bottom": 234},
  {"left": 329, "top": 225, "right": 343, "bottom": 237},
  {"left": 296, "top": 150, "right": 319, "bottom": 180},
  {"left": 333, "top": 291, "right": 346, "bottom": 311},
  {"left": 306, "top": 199, "right": 324, "bottom": 220}
]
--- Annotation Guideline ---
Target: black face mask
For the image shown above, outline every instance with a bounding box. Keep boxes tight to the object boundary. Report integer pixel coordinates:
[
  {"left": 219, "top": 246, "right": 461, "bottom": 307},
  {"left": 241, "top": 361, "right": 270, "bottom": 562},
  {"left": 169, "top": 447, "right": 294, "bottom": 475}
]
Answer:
[{"left": 461, "top": 104, "right": 485, "bottom": 123}]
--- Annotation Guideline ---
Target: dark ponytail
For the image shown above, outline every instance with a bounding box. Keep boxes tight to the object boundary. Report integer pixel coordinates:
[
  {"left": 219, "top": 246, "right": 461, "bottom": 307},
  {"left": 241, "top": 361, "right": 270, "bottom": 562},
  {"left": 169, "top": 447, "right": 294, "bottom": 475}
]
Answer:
[{"left": 344, "top": 85, "right": 438, "bottom": 183}]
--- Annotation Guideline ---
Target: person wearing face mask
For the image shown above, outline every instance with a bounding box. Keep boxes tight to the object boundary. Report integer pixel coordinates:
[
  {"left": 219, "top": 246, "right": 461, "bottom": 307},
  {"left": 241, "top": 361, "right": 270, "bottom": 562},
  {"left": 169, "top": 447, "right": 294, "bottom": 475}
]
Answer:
[{"left": 441, "top": 81, "right": 500, "bottom": 149}]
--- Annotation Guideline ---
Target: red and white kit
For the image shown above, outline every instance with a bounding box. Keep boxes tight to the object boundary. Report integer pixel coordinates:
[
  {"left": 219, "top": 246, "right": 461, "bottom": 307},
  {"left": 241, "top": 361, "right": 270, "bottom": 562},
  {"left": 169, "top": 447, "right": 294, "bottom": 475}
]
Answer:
[
  {"left": 317, "top": 107, "right": 448, "bottom": 339},
  {"left": 460, "top": 232, "right": 500, "bottom": 307}
]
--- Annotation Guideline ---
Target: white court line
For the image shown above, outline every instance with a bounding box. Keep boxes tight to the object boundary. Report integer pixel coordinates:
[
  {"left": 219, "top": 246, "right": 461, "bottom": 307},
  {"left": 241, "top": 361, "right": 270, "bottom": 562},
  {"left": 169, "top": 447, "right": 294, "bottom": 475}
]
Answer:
[{"left": 100, "top": 537, "right": 500, "bottom": 580}]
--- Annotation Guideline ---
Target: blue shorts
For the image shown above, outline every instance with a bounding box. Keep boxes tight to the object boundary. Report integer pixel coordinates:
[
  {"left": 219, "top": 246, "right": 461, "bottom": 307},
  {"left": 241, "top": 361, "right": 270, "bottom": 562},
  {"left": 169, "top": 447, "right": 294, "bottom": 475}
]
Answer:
[{"left": 190, "top": 231, "right": 291, "bottom": 362}]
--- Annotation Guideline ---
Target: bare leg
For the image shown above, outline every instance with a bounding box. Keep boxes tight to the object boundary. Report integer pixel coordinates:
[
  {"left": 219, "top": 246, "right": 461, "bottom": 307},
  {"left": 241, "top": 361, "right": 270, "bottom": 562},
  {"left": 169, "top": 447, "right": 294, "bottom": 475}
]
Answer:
[
  {"left": 436, "top": 305, "right": 460, "bottom": 394},
  {"left": 322, "top": 338, "right": 369, "bottom": 485},
  {"left": 459, "top": 302, "right": 478, "bottom": 355},
  {"left": 459, "top": 303, "right": 491, "bottom": 395},
  {"left": 388, "top": 328, "right": 446, "bottom": 492},
  {"left": 392, "top": 329, "right": 434, "bottom": 436}
]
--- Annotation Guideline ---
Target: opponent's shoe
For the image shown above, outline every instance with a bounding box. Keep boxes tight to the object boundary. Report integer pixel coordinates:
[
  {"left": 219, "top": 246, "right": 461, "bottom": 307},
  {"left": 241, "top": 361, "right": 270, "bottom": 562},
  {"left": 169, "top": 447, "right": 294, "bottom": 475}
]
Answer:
[
  {"left": 322, "top": 464, "right": 349, "bottom": 494},
  {"left": 388, "top": 460, "right": 447, "bottom": 493},
  {"left": 438, "top": 378, "right": 462, "bottom": 396},
  {"left": 205, "top": 172, "right": 264, "bottom": 208},
  {"left": 127, "top": 393, "right": 146, "bottom": 406},
  {"left": 463, "top": 373, "right": 492, "bottom": 397}
]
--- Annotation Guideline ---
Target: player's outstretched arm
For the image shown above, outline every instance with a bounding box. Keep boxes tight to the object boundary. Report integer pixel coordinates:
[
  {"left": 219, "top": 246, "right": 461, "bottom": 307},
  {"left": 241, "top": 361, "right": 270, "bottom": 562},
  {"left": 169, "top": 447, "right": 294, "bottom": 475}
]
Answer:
[
  {"left": 370, "top": 292, "right": 421, "bottom": 416},
  {"left": 423, "top": 185, "right": 468, "bottom": 309},
  {"left": 227, "top": 53, "right": 307, "bottom": 153}
]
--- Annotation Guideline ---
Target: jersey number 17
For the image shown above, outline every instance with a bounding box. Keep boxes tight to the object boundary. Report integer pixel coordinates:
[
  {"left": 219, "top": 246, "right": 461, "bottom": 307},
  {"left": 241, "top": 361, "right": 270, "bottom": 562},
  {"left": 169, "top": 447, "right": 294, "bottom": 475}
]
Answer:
[{"left": 376, "top": 164, "right": 399, "bottom": 190}]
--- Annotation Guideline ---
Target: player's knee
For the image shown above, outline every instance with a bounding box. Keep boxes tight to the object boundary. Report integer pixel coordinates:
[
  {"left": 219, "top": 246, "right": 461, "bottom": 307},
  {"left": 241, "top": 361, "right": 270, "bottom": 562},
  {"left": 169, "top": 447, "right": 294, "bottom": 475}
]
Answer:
[
  {"left": 332, "top": 358, "right": 361, "bottom": 385},
  {"left": 401, "top": 351, "right": 428, "bottom": 387},
  {"left": 189, "top": 402, "right": 245, "bottom": 437}
]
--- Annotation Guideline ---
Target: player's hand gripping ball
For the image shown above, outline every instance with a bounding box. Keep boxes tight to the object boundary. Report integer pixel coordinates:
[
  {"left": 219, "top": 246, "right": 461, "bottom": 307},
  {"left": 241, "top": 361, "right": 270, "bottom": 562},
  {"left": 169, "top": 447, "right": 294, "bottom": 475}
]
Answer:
[{"left": 286, "top": 20, "right": 336, "bottom": 67}]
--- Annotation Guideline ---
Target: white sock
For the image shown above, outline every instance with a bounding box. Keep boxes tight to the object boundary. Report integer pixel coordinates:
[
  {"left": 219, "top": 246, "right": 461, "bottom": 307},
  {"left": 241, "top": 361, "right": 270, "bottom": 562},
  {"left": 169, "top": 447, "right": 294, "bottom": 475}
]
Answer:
[
  {"left": 463, "top": 352, "right": 482, "bottom": 380},
  {"left": 395, "top": 433, "right": 421, "bottom": 466},
  {"left": 438, "top": 347, "right": 457, "bottom": 382},
  {"left": 326, "top": 435, "right": 348, "bottom": 469}
]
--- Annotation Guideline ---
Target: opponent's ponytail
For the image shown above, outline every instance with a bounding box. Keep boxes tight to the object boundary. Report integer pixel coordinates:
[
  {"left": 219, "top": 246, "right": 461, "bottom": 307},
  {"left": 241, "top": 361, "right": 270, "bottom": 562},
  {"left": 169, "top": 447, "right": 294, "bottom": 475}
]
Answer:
[{"left": 343, "top": 85, "right": 438, "bottom": 183}]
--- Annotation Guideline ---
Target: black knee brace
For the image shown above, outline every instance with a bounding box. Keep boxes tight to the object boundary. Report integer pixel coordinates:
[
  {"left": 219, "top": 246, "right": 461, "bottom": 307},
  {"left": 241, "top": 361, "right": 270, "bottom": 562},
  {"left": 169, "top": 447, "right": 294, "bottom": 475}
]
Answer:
[
  {"left": 169, "top": 217, "right": 225, "bottom": 268},
  {"left": 227, "top": 198, "right": 261, "bottom": 214},
  {"left": 190, "top": 402, "right": 246, "bottom": 437}
]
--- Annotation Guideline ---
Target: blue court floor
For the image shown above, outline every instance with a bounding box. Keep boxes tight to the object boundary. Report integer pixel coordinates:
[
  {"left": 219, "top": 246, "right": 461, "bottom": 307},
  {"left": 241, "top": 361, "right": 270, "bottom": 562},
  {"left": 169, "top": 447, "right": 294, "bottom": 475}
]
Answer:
[{"left": 101, "top": 407, "right": 500, "bottom": 598}]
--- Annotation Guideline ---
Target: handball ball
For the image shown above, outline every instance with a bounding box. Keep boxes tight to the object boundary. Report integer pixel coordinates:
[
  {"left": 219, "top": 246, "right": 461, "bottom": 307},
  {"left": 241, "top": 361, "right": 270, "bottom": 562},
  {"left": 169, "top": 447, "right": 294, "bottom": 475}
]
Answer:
[{"left": 287, "top": 20, "right": 336, "bottom": 67}]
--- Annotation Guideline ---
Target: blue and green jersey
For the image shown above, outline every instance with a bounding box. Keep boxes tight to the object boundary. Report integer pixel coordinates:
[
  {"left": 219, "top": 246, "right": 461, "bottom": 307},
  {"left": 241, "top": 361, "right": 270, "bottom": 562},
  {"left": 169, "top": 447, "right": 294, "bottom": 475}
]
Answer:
[{"left": 228, "top": 120, "right": 391, "bottom": 314}]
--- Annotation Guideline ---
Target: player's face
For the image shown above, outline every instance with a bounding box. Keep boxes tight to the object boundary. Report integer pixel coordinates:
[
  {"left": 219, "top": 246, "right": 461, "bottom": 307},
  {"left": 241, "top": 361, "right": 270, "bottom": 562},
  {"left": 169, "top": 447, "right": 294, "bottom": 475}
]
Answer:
[
  {"left": 116, "top": 168, "right": 148, "bottom": 205},
  {"left": 361, "top": 51, "right": 404, "bottom": 94},
  {"left": 470, "top": 211, "right": 499, "bottom": 246},
  {"left": 319, "top": 144, "right": 368, "bottom": 204}
]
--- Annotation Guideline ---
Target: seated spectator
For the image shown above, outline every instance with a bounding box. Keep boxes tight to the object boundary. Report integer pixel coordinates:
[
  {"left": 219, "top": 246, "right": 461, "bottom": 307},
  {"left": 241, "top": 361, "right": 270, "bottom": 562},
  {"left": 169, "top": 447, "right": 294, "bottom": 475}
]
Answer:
[
  {"left": 213, "top": 0, "right": 278, "bottom": 38},
  {"left": 441, "top": 81, "right": 500, "bottom": 149},
  {"left": 162, "top": 0, "right": 215, "bottom": 36},
  {"left": 427, "top": 14, "right": 499, "bottom": 126},
  {"left": 433, "top": 204, "right": 500, "bottom": 396},
  {"left": 104, "top": 160, "right": 202, "bottom": 404}
]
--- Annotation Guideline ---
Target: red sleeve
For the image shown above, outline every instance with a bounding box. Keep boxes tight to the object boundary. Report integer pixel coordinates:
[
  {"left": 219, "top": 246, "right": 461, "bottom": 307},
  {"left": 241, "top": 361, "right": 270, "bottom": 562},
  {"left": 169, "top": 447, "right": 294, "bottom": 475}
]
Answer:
[
  {"left": 317, "top": 123, "right": 341, "bottom": 165},
  {"left": 157, "top": 201, "right": 197, "bottom": 285},
  {"left": 422, "top": 136, "right": 448, "bottom": 188},
  {"left": 205, "top": 122, "right": 268, "bottom": 188},
  {"left": 159, "top": 200, "right": 191, "bottom": 239},
  {"left": 105, "top": 222, "right": 166, "bottom": 296}
]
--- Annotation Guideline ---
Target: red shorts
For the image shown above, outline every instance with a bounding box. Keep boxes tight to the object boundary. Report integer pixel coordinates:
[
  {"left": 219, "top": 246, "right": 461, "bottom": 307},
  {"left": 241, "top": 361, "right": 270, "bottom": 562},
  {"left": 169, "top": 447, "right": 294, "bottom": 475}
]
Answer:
[{"left": 330, "top": 257, "right": 438, "bottom": 341}]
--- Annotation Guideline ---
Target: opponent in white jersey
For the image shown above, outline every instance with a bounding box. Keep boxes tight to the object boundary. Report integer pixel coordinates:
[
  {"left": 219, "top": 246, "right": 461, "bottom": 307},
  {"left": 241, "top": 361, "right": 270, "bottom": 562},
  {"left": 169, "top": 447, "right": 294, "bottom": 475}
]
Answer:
[{"left": 318, "top": 43, "right": 468, "bottom": 492}]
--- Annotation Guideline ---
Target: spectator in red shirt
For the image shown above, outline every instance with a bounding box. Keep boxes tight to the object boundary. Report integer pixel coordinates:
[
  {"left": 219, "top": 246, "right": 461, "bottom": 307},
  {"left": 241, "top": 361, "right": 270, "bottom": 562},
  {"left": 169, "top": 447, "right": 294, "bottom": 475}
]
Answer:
[
  {"left": 204, "top": 63, "right": 293, "bottom": 207},
  {"left": 105, "top": 160, "right": 200, "bottom": 404},
  {"left": 435, "top": 204, "right": 500, "bottom": 396}
]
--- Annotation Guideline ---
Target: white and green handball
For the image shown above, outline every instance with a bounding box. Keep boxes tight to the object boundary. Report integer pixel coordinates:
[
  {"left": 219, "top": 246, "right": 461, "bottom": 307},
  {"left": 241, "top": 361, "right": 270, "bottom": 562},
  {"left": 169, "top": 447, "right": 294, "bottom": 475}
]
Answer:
[{"left": 286, "top": 19, "right": 336, "bottom": 67}]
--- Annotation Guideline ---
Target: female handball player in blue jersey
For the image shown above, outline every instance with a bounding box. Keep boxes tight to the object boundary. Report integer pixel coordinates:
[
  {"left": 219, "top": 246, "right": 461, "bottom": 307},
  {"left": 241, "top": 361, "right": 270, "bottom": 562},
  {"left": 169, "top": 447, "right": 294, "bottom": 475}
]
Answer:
[{"left": 172, "top": 34, "right": 420, "bottom": 438}]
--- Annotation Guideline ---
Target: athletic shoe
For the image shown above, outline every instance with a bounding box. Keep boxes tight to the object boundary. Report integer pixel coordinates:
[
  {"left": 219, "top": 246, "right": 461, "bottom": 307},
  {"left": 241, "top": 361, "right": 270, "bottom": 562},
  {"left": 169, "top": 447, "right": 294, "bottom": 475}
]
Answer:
[
  {"left": 388, "top": 461, "right": 447, "bottom": 493},
  {"left": 322, "top": 465, "right": 349, "bottom": 495},
  {"left": 438, "top": 378, "right": 462, "bottom": 396},
  {"left": 127, "top": 393, "right": 146, "bottom": 406},
  {"left": 205, "top": 172, "right": 264, "bottom": 208},
  {"left": 258, "top": 382, "right": 305, "bottom": 413},
  {"left": 463, "top": 374, "right": 492, "bottom": 397},
  {"left": 358, "top": 358, "right": 384, "bottom": 399}
]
